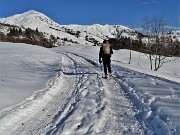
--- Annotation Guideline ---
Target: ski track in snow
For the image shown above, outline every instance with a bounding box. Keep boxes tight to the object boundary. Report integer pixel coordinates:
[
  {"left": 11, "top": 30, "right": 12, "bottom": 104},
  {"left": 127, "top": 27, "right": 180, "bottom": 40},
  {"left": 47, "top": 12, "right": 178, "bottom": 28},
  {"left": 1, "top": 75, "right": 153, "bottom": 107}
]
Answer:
[
  {"left": 0, "top": 51, "right": 179, "bottom": 135},
  {"left": 112, "top": 65, "right": 180, "bottom": 134}
]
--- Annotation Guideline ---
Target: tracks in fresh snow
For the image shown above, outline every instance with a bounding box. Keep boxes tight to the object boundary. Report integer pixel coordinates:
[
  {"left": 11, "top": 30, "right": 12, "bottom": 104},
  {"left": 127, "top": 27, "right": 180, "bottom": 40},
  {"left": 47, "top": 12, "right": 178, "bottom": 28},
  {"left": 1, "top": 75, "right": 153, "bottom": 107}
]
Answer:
[
  {"left": 0, "top": 52, "right": 145, "bottom": 135},
  {"left": 93, "top": 77, "right": 144, "bottom": 134}
]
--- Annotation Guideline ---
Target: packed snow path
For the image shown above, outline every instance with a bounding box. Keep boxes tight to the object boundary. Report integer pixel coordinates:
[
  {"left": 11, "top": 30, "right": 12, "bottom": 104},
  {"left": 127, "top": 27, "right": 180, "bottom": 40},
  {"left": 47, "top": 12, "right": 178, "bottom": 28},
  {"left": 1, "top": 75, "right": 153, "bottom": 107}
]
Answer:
[
  {"left": 0, "top": 51, "right": 179, "bottom": 135},
  {"left": 0, "top": 52, "right": 143, "bottom": 135}
]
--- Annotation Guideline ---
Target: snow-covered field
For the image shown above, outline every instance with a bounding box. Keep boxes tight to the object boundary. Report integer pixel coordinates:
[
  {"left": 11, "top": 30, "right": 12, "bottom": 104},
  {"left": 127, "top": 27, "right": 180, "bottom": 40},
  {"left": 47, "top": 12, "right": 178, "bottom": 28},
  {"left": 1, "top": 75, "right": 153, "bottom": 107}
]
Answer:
[{"left": 0, "top": 42, "right": 179, "bottom": 135}]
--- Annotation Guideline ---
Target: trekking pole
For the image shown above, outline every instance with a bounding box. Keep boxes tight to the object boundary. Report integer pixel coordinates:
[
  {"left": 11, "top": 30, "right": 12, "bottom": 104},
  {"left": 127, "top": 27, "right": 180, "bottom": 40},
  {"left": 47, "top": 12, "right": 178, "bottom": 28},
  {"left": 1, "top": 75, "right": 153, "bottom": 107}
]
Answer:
[
  {"left": 100, "top": 63, "right": 103, "bottom": 71},
  {"left": 100, "top": 63, "right": 104, "bottom": 77}
]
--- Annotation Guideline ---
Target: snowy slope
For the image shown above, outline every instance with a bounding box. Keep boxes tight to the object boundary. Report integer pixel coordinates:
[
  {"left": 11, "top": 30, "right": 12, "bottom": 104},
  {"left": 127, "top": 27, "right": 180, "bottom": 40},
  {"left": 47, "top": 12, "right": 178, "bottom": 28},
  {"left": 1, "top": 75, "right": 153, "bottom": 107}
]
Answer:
[
  {"left": 0, "top": 42, "right": 179, "bottom": 135},
  {"left": 0, "top": 42, "right": 61, "bottom": 111}
]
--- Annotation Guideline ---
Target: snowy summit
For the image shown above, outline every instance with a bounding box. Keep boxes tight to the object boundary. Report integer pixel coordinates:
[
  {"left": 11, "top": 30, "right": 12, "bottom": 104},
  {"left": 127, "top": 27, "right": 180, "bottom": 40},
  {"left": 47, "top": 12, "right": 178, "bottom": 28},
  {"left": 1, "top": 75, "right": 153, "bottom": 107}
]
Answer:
[{"left": 0, "top": 10, "right": 61, "bottom": 29}]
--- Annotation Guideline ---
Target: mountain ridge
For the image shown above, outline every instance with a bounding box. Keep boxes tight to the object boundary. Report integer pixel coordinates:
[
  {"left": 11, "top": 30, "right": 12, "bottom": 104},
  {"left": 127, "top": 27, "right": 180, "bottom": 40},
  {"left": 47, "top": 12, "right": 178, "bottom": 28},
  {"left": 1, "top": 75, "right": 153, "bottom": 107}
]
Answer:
[
  {"left": 0, "top": 10, "right": 140, "bottom": 45},
  {"left": 0, "top": 10, "right": 179, "bottom": 46}
]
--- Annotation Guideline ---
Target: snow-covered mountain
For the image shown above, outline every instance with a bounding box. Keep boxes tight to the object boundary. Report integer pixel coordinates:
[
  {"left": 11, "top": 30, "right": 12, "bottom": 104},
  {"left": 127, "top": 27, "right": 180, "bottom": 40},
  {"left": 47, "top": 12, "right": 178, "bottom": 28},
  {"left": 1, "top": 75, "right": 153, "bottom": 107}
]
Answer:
[
  {"left": 62, "top": 24, "right": 140, "bottom": 43},
  {"left": 0, "top": 10, "right": 140, "bottom": 45},
  {"left": 0, "top": 10, "right": 60, "bottom": 29}
]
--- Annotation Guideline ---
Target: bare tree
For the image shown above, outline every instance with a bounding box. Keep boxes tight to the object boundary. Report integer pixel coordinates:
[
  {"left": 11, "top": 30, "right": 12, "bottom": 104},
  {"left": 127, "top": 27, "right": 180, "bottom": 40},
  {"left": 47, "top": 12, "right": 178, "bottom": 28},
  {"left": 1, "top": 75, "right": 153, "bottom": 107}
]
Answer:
[
  {"left": 141, "top": 16, "right": 153, "bottom": 70},
  {"left": 141, "top": 15, "right": 170, "bottom": 71}
]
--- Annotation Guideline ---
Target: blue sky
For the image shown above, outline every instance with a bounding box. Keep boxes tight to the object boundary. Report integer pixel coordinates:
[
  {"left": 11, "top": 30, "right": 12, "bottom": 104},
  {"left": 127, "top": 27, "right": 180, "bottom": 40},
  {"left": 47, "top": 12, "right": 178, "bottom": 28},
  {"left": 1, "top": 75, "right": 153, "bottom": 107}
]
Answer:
[{"left": 0, "top": 0, "right": 179, "bottom": 28}]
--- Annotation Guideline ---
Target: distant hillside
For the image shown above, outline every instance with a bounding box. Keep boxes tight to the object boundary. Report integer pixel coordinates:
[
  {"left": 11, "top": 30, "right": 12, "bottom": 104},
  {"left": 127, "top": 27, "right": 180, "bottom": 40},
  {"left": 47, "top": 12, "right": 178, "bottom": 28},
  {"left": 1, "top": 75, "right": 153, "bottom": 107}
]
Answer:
[
  {"left": 0, "top": 10, "right": 179, "bottom": 56},
  {"left": 0, "top": 23, "right": 57, "bottom": 48},
  {"left": 0, "top": 10, "right": 141, "bottom": 46}
]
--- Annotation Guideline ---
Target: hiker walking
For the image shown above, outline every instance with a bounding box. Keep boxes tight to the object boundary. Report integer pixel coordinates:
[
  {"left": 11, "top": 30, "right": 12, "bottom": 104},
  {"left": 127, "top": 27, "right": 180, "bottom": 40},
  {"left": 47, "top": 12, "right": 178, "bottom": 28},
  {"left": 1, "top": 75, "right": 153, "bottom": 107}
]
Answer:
[{"left": 99, "top": 40, "right": 113, "bottom": 79}]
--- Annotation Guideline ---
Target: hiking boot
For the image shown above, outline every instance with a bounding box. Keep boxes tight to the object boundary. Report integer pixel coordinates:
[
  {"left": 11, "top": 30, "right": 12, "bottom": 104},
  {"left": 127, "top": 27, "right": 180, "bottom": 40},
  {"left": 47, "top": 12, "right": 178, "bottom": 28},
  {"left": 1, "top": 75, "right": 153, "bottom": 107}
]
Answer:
[
  {"left": 109, "top": 73, "right": 112, "bottom": 76},
  {"left": 104, "top": 75, "right": 108, "bottom": 79}
]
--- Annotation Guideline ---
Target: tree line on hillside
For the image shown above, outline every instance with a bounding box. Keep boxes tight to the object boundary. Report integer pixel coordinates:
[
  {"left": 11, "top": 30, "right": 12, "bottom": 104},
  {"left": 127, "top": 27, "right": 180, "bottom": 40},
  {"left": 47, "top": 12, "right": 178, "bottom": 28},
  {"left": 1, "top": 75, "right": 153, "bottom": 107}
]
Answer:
[
  {"left": 0, "top": 24, "right": 57, "bottom": 48},
  {"left": 107, "top": 15, "right": 180, "bottom": 71},
  {"left": 108, "top": 36, "right": 179, "bottom": 57}
]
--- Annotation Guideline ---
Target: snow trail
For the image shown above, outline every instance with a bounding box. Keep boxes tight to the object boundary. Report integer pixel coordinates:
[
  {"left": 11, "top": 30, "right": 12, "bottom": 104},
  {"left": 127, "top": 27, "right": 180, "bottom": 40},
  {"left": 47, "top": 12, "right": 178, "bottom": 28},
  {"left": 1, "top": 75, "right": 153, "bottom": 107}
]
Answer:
[
  {"left": 94, "top": 77, "right": 144, "bottom": 135},
  {"left": 112, "top": 64, "right": 180, "bottom": 135},
  {"left": 0, "top": 52, "right": 144, "bottom": 135},
  {"left": 0, "top": 50, "right": 179, "bottom": 135},
  {"left": 44, "top": 53, "right": 144, "bottom": 135}
]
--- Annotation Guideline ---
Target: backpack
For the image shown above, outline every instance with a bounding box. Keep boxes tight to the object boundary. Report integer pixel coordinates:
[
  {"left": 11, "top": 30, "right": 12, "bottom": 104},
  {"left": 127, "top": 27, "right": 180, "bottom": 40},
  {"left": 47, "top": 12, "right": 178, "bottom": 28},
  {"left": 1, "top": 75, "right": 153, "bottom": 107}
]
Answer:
[{"left": 103, "top": 43, "right": 110, "bottom": 54}]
